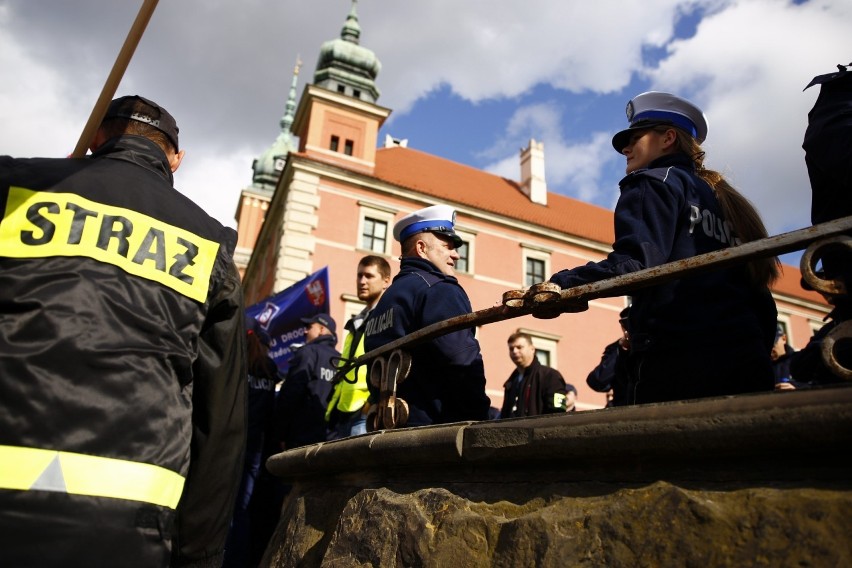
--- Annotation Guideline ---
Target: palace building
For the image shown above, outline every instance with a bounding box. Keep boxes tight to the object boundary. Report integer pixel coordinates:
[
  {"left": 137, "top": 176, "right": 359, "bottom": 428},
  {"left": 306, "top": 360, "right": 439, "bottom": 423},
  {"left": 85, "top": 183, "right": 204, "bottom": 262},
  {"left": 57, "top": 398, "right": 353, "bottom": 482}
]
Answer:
[{"left": 235, "top": 3, "right": 828, "bottom": 410}]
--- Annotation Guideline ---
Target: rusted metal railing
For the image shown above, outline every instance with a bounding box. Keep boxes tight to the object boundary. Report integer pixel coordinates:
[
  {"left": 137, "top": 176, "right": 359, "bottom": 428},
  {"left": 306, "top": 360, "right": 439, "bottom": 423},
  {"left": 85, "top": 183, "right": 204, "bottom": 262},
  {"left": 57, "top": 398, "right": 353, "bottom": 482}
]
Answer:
[{"left": 347, "top": 216, "right": 852, "bottom": 430}]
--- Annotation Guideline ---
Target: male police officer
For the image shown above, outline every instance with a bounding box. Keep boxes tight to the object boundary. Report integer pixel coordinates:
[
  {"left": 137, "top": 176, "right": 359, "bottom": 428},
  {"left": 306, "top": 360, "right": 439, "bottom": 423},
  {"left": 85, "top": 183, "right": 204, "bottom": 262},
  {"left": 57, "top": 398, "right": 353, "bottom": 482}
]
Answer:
[
  {"left": 0, "top": 95, "right": 246, "bottom": 566},
  {"left": 363, "top": 204, "right": 491, "bottom": 428},
  {"left": 277, "top": 313, "right": 340, "bottom": 449},
  {"left": 326, "top": 255, "right": 391, "bottom": 439}
]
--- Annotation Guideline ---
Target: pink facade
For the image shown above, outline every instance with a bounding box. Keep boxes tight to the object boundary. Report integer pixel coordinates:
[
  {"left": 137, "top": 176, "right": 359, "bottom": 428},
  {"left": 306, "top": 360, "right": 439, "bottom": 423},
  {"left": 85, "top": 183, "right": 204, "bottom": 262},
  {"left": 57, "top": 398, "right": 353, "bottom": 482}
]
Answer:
[
  {"left": 239, "top": 138, "right": 829, "bottom": 411},
  {"left": 237, "top": 31, "right": 829, "bottom": 411}
]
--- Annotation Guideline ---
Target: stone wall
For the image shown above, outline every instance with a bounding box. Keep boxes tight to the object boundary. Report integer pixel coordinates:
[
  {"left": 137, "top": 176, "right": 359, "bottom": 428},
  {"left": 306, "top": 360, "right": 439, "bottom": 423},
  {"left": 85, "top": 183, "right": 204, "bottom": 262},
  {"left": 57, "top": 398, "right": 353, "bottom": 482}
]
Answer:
[{"left": 263, "top": 387, "right": 852, "bottom": 566}]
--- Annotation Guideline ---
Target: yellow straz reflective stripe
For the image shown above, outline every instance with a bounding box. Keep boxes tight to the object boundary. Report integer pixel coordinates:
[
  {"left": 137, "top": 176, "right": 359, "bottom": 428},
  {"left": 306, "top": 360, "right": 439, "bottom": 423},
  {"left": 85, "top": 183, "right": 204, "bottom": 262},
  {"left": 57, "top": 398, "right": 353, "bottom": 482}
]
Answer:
[
  {"left": 0, "top": 445, "right": 185, "bottom": 509},
  {"left": 0, "top": 187, "right": 219, "bottom": 302}
]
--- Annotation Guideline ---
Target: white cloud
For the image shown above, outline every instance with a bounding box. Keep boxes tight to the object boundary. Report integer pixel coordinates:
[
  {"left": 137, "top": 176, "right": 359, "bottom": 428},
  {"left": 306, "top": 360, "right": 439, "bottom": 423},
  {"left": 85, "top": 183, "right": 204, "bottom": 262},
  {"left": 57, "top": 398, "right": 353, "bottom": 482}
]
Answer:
[
  {"left": 175, "top": 149, "right": 258, "bottom": 229},
  {"left": 472, "top": 0, "right": 850, "bottom": 237},
  {"left": 370, "top": 0, "right": 688, "bottom": 113},
  {"left": 483, "top": 102, "right": 619, "bottom": 205},
  {"left": 2, "top": 0, "right": 849, "bottom": 241},
  {"left": 0, "top": 10, "right": 84, "bottom": 157},
  {"left": 643, "top": 0, "right": 851, "bottom": 234}
]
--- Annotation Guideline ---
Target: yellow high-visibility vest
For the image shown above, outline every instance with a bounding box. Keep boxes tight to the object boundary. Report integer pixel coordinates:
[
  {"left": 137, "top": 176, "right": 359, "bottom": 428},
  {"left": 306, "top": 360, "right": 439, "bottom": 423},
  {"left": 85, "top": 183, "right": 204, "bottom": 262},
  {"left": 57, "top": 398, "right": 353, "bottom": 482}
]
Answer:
[
  {"left": 0, "top": 445, "right": 185, "bottom": 509},
  {"left": 325, "top": 328, "right": 370, "bottom": 420}
]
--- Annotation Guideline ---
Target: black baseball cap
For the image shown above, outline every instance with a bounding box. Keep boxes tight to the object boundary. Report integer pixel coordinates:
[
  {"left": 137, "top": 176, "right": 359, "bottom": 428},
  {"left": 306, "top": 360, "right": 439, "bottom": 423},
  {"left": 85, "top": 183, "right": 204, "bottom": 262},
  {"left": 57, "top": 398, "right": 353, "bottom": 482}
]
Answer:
[
  {"left": 105, "top": 95, "right": 179, "bottom": 150},
  {"left": 300, "top": 313, "right": 336, "bottom": 335}
]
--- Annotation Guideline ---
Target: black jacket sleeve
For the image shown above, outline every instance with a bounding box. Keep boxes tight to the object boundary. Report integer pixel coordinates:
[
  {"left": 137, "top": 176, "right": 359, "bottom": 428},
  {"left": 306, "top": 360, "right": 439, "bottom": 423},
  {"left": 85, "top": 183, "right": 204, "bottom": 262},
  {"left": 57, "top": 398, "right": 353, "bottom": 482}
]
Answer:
[
  {"left": 539, "top": 365, "right": 568, "bottom": 414},
  {"left": 276, "top": 346, "right": 314, "bottom": 446},
  {"left": 586, "top": 341, "right": 621, "bottom": 392},
  {"left": 550, "top": 176, "right": 681, "bottom": 289},
  {"left": 171, "top": 259, "right": 247, "bottom": 567}
]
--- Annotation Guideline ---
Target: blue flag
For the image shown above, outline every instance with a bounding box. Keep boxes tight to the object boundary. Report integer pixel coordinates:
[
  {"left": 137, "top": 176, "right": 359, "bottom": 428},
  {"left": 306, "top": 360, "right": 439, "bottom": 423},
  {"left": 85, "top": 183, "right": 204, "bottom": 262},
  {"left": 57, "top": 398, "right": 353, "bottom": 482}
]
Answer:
[{"left": 245, "top": 266, "right": 330, "bottom": 375}]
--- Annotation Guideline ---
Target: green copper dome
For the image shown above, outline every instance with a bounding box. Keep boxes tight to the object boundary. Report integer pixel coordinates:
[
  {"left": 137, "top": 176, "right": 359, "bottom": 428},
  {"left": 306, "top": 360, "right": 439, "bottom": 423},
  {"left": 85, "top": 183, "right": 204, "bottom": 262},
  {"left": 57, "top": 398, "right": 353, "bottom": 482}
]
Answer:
[{"left": 314, "top": 0, "right": 381, "bottom": 103}]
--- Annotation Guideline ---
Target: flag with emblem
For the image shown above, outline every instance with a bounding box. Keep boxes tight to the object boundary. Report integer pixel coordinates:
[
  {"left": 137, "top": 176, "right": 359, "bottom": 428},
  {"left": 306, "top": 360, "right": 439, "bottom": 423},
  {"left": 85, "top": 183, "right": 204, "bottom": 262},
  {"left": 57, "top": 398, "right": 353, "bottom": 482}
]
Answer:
[{"left": 245, "top": 266, "right": 331, "bottom": 374}]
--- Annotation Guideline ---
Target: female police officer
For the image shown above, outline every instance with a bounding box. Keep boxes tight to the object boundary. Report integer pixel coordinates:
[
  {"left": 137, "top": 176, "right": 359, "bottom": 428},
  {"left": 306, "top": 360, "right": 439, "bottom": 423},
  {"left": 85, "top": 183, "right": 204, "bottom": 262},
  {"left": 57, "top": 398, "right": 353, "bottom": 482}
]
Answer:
[{"left": 550, "top": 91, "right": 779, "bottom": 405}]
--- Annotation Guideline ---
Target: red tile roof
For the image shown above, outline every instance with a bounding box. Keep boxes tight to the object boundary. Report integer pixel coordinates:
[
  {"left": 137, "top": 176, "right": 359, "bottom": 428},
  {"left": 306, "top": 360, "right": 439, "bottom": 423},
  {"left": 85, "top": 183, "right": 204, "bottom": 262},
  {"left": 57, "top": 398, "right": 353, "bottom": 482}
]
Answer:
[
  {"left": 297, "top": 146, "right": 827, "bottom": 306},
  {"left": 774, "top": 263, "right": 827, "bottom": 304},
  {"left": 373, "top": 146, "right": 616, "bottom": 245}
]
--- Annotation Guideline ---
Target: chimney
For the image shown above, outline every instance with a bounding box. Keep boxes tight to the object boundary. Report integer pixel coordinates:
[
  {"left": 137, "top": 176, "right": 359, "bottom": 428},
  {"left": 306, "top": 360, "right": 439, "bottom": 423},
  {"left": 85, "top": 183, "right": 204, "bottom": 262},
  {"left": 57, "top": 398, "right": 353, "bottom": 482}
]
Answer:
[
  {"left": 384, "top": 134, "right": 408, "bottom": 148},
  {"left": 520, "top": 139, "right": 547, "bottom": 205}
]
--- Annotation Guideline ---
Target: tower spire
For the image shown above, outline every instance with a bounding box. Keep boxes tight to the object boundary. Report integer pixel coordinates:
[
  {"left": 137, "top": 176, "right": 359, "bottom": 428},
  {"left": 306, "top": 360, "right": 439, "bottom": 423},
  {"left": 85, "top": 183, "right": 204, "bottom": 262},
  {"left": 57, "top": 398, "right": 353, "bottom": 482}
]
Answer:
[
  {"left": 341, "top": 0, "right": 360, "bottom": 43},
  {"left": 280, "top": 56, "right": 302, "bottom": 134},
  {"left": 250, "top": 55, "right": 302, "bottom": 189}
]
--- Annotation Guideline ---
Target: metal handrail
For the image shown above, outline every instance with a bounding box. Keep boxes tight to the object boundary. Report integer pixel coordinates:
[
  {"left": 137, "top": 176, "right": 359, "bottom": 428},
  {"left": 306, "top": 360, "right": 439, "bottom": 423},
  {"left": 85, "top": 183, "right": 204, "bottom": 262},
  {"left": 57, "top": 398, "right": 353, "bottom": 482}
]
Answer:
[
  {"left": 346, "top": 216, "right": 852, "bottom": 429},
  {"left": 342, "top": 216, "right": 852, "bottom": 374}
]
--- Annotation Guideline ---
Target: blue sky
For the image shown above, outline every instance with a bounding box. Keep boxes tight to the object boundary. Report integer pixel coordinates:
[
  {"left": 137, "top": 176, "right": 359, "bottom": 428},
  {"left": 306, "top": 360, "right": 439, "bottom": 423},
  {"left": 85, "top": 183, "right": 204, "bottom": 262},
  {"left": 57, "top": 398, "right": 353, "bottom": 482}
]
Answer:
[{"left": 1, "top": 0, "right": 849, "bottom": 267}]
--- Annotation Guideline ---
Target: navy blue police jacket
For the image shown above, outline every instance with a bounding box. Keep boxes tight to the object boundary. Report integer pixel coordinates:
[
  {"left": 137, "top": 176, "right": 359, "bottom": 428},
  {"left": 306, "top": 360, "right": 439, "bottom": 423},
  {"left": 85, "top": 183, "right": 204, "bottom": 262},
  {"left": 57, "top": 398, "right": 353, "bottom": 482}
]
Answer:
[
  {"left": 0, "top": 136, "right": 247, "bottom": 567},
  {"left": 363, "top": 257, "right": 491, "bottom": 426},
  {"left": 246, "top": 357, "right": 280, "bottom": 456},
  {"left": 276, "top": 333, "right": 339, "bottom": 449},
  {"left": 550, "top": 153, "right": 776, "bottom": 353}
]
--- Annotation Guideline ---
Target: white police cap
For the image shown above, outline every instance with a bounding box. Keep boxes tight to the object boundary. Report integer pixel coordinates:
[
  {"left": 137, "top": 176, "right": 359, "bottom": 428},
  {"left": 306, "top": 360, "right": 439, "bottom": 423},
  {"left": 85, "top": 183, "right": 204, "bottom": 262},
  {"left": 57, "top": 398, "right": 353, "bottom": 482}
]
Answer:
[
  {"left": 393, "top": 204, "right": 463, "bottom": 248},
  {"left": 611, "top": 91, "right": 708, "bottom": 152}
]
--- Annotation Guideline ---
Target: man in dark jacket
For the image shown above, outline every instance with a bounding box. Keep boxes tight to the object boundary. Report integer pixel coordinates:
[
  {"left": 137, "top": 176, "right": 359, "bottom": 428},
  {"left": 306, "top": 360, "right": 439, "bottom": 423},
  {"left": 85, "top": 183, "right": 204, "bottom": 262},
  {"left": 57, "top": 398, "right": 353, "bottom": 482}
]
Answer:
[
  {"left": 0, "top": 95, "right": 246, "bottom": 567},
  {"left": 501, "top": 331, "right": 567, "bottom": 418},
  {"left": 364, "top": 204, "right": 491, "bottom": 428},
  {"left": 277, "top": 313, "right": 339, "bottom": 449}
]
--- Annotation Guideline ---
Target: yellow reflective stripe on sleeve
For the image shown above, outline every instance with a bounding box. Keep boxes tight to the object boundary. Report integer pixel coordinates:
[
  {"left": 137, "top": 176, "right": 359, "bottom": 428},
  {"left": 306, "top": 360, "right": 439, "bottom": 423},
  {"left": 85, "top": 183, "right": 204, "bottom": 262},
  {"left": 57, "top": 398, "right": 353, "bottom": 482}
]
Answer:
[
  {"left": 0, "top": 445, "right": 186, "bottom": 509},
  {"left": 0, "top": 187, "right": 220, "bottom": 302}
]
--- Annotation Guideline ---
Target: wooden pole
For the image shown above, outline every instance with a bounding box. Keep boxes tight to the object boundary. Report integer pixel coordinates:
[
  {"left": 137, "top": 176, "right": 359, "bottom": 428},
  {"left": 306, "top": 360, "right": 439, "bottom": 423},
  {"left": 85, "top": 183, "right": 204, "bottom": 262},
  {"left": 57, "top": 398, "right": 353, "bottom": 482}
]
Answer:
[{"left": 70, "top": 0, "right": 160, "bottom": 158}]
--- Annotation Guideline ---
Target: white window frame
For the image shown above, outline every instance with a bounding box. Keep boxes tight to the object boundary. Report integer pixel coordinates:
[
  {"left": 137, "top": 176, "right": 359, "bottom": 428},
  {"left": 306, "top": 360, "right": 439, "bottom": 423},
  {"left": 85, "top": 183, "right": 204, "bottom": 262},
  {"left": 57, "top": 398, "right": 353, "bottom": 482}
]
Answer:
[
  {"left": 521, "top": 244, "right": 552, "bottom": 288},
  {"left": 453, "top": 227, "right": 476, "bottom": 275},
  {"left": 357, "top": 202, "right": 396, "bottom": 256}
]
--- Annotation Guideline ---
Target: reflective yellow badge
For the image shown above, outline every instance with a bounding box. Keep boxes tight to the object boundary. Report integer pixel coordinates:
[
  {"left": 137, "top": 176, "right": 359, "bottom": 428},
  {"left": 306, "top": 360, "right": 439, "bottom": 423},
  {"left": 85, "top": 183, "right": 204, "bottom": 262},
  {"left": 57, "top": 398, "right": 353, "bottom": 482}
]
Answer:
[{"left": 1, "top": 187, "right": 219, "bottom": 302}]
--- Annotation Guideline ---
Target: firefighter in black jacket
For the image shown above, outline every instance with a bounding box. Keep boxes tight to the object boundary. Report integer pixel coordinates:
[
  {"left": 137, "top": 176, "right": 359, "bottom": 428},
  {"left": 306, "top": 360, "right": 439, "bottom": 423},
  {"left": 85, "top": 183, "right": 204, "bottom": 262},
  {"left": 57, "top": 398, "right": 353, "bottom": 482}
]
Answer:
[{"left": 0, "top": 96, "right": 247, "bottom": 567}]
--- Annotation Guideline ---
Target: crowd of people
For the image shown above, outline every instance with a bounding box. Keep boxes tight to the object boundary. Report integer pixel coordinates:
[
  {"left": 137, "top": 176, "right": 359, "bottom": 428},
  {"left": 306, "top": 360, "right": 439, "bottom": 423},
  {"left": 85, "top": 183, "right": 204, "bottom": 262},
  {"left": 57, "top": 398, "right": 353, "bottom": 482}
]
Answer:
[{"left": 1, "top": 61, "right": 848, "bottom": 566}]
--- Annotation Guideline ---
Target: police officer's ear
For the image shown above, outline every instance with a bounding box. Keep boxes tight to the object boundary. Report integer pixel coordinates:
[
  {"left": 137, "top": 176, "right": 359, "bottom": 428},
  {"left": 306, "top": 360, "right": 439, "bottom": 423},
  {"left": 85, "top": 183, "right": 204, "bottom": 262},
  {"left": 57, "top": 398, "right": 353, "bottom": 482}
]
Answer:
[
  {"left": 413, "top": 236, "right": 430, "bottom": 259},
  {"left": 661, "top": 128, "right": 677, "bottom": 150},
  {"left": 168, "top": 149, "right": 186, "bottom": 173}
]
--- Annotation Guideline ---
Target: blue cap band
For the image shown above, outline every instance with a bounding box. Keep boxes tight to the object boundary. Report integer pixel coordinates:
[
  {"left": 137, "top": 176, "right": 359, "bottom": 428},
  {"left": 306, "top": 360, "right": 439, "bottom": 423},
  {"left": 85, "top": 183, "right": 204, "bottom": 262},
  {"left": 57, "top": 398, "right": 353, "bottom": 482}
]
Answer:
[
  {"left": 399, "top": 219, "right": 454, "bottom": 241},
  {"left": 632, "top": 110, "right": 698, "bottom": 138}
]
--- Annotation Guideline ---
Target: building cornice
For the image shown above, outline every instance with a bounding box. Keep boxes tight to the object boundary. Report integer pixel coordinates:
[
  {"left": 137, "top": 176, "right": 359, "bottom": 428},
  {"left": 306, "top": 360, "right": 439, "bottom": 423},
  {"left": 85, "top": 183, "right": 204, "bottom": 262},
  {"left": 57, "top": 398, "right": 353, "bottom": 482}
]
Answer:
[{"left": 286, "top": 154, "right": 613, "bottom": 255}]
